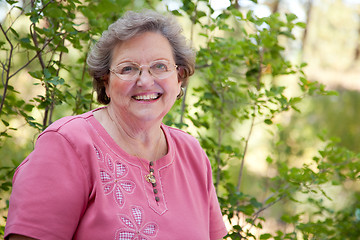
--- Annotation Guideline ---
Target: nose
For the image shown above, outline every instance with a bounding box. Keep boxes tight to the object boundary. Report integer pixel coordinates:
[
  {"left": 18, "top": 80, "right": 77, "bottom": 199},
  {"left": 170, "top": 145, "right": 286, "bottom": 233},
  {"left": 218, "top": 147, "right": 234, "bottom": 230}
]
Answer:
[{"left": 136, "top": 67, "right": 155, "bottom": 87}]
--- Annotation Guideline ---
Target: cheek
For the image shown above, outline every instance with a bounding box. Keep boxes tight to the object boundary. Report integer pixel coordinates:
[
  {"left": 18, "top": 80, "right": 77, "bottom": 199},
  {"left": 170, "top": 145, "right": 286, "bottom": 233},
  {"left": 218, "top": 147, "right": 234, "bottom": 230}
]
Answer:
[
  {"left": 167, "top": 78, "right": 181, "bottom": 95},
  {"left": 108, "top": 78, "right": 127, "bottom": 95}
]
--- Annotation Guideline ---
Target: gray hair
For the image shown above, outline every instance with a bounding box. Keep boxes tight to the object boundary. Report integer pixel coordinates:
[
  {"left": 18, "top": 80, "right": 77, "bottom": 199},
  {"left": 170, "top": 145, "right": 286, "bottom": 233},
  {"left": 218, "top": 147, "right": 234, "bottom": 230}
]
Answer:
[{"left": 87, "top": 10, "right": 196, "bottom": 104}]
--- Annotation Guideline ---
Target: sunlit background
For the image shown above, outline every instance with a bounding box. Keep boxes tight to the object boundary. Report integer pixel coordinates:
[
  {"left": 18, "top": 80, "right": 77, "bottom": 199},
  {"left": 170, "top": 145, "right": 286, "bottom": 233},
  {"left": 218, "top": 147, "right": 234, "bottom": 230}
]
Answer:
[{"left": 1, "top": 0, "right": 360, "bottom": 238}]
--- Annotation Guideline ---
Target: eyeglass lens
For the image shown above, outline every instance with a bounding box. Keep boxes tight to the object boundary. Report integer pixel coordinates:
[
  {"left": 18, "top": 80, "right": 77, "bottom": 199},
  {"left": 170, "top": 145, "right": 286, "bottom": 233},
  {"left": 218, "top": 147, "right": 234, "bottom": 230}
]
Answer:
[{"left": 111, "top": 60, "right": 176, "bottom": 81}]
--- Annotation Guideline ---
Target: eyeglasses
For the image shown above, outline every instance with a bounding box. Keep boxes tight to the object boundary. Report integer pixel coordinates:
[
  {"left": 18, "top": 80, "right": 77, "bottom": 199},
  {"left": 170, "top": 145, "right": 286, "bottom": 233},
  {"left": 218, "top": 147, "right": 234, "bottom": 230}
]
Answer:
[{"left": 109, "top": 60, "right": 178, "bottom": 81}]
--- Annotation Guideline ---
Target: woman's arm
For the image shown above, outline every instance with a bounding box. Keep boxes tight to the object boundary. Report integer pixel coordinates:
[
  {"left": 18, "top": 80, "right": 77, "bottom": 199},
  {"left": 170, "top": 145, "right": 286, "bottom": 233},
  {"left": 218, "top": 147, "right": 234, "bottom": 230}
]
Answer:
[{"left": 5, "top": 131, "right": 89, "bottom": 239}]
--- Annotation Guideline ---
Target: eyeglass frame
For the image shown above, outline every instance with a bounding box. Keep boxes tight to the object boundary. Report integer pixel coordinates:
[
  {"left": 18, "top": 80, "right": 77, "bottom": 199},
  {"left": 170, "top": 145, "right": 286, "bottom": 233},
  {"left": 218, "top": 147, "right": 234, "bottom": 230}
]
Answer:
[{"left": 109, "top": 60, "right": 178, "bottom": 81}]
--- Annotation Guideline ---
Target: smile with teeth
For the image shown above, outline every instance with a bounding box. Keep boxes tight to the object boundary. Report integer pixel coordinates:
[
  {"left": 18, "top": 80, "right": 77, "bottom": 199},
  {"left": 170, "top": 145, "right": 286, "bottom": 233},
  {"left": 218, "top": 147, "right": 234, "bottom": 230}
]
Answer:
[{"left": 132, "top": 93, "right": 161, "bottom": 101}]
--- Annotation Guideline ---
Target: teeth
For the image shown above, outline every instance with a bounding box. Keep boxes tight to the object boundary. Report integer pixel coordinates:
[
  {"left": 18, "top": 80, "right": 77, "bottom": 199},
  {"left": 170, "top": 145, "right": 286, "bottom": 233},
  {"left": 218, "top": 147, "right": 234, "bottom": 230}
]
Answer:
[{"left": 133, "top": 93, "right": 160, "bottom": 100}]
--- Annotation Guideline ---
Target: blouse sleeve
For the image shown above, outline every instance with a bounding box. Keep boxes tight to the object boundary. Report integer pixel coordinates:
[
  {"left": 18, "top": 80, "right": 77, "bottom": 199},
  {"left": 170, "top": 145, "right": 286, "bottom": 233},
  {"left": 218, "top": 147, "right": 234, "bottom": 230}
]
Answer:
[
  {"left": 204, "top": 150, "right": 228, "bottom": 240},
  {"left": 5, "top": 131, "right": 90, "bottom": 240}
]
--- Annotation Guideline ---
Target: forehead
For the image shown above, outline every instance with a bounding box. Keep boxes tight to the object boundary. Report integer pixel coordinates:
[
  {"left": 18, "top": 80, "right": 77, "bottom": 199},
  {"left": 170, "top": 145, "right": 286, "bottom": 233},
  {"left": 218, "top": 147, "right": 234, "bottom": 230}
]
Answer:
[{"left": 111, "top": 32, "right": 174, "bottom": 65}]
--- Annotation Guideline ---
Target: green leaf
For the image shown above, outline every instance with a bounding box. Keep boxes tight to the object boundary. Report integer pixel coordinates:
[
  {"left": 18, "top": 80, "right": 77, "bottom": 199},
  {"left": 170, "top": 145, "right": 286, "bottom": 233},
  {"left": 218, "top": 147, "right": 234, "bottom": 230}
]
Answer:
[
  {"left": 1, "top": 120, "right": 9, "bottom": 127},
  {"left": 6, "top": 0, "right": 19, "bottom": 4},
  {"left": 295, "top": 22, "right": 306, "bottom": 28},
  {"left": 171, "top": 10, "right": 182, "bottom": 17},
  {"left": 285, "top": 13, "right": 297, "bottom": 22},
  {"left": 57, "top": 45, "right": 69, "bottom": 53},
  {"left": 44, "top": 68, "right": 52, "bottom": 79},
  {"left": 23, "top": 104, "right": 34, "bottom": 112},
  {"left": 9, "top": 27, "right": 19, "bottom": 38},
  {"left": 28, "top": 71, "right": 42, "bottom": 79},
  {"left": 289, "top": 97, "right": 302, "bottom": 104},
  {"left": 20, "top": 37, "right": 31, "bottom": 44},
  {"left": 291, "top": 105, "right": 301, "bottom": 113},
  {"left": 266, "top": 156, "right": 273, "bottom": 164},
  {"left": 264, "top": 119, "right": 273, "bottom": 125},
  {"left": 196, "top": 10, "right": 206, "bottom": 19},
  {"left": 0, "top": 40, "right": 5, "bottom": 48},
  {"left": 30, "top": 14, "right": 40, "bottom": 23},
  {"left": 260, "top": 233, "right": 272, "bottom": 239},
  {"left": 325, "top": 90, "right": 338, "bottom": 96},
  {"left": 1, "top": 182, "right": 12, "bottom": 191},
  {"left": 47, "top": 77, "right": 65, "bottom": 86}
]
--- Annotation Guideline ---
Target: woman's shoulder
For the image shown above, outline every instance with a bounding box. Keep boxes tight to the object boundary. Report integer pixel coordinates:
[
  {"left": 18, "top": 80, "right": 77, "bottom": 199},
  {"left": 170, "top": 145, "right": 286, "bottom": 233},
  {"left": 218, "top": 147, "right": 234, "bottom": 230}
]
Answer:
[
  {"left": 162, "top": 124, "right": 201, "bottom": 147},
  {"left": 163, "top": 124, "right": 195, "bottom": 138},
  {"left": 42, "top": 111, "right": 93, "bottom": 134},
  {"left": 36, "top": 111, "right": 96, "bottom": 146}
]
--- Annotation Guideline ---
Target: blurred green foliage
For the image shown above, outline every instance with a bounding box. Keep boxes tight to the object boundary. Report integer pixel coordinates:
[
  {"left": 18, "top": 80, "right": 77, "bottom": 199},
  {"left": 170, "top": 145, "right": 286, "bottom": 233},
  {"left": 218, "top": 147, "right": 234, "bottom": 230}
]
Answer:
[
  {"left": 309, "top": 90, "right": 360, "bottom": 153},
  {"left": 0, "top": 0, "right": 359, "bottom": 239}
]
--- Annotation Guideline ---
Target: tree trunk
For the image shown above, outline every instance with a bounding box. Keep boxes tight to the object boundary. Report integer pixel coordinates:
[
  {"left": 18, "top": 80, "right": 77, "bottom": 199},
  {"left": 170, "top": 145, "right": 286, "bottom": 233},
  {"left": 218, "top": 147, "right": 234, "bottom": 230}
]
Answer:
[{"left": 301, "top": 0, "right": 314, "bottom": 61}]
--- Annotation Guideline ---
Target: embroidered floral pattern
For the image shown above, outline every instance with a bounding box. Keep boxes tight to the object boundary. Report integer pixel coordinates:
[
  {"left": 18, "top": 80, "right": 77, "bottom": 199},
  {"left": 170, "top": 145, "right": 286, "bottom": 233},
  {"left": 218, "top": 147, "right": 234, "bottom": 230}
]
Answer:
[
  {"left": 116, "top": 206, "right": 159, "bottom": 240},
  {"left": 94, "top": 145, "right": 103, "bottom": 162},
  {"left": 99, "top": 153, "right": 136, "bottom": 208}
]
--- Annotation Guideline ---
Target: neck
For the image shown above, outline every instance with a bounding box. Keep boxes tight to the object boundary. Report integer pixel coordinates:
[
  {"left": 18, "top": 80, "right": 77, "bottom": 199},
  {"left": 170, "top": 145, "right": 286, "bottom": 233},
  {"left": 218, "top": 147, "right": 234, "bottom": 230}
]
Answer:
[{"left": 106, "top": 106, "right": 166, "bottom": 162}]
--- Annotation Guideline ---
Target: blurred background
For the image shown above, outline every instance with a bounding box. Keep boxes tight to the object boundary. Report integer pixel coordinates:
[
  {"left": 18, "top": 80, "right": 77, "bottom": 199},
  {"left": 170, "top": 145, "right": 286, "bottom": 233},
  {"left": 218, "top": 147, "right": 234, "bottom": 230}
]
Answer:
[{"left": 1, "top": 0, "right": 359, "bottom": 238}]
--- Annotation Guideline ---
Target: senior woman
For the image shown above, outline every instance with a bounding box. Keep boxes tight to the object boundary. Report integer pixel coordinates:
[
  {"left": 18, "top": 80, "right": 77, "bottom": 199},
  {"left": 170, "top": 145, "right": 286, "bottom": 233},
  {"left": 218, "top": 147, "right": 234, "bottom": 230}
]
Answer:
[{"left": 5, "top": 10, "right": 227, "bottom": 240}]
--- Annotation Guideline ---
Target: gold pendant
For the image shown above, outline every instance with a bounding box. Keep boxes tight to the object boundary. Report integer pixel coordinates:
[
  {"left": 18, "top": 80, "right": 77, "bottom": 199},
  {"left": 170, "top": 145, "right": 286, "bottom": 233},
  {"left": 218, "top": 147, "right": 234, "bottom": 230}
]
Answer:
[{"left": 145, "top": 174, "right": 156, "bottom": 184}]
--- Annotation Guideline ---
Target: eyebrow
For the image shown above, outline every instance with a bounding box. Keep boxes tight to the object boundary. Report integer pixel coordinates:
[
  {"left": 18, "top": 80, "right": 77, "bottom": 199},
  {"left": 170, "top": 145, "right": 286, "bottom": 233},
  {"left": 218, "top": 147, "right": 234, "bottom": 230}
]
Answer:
[{"left": 114, "top": 59, "right": 171, "bottom": 66}]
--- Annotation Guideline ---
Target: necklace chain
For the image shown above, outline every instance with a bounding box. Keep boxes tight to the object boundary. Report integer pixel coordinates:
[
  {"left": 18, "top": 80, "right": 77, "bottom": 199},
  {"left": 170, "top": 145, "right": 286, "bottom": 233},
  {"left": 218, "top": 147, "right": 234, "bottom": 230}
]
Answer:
[{"left": 106, "top": 107, "right": 162, "bottom": 185}]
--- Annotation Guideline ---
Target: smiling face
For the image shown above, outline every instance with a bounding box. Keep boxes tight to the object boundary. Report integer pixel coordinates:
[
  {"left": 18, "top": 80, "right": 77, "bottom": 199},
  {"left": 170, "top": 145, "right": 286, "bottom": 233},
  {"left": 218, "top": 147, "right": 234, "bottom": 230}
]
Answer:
[{"left": 105, "top": 31, "right": 181, "bottom": 126}]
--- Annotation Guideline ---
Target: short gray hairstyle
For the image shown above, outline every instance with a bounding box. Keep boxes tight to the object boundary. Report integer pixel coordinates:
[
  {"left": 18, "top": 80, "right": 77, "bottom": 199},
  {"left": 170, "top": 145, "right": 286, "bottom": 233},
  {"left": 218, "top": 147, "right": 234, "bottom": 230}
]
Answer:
[{"left": 87, "top": 10, "right": 196, "bottom": 104}]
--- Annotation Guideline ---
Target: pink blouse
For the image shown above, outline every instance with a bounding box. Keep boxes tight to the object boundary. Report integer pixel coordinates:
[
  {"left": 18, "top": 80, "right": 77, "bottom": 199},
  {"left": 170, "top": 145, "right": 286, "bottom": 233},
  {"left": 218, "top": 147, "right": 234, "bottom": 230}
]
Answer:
[{"left": 5, "top": 108, "right": 227, "bottom": 239}]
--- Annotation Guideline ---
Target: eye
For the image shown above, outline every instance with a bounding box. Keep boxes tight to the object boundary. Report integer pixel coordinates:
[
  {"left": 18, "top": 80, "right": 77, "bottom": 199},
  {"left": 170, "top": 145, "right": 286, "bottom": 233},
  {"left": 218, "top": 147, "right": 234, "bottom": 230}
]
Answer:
[
  {"left": 151, "top": 62, "right": 168, "bottom": 72},
  {"left": 118, "top": 63, "right": 138, "bottom": 75}
]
